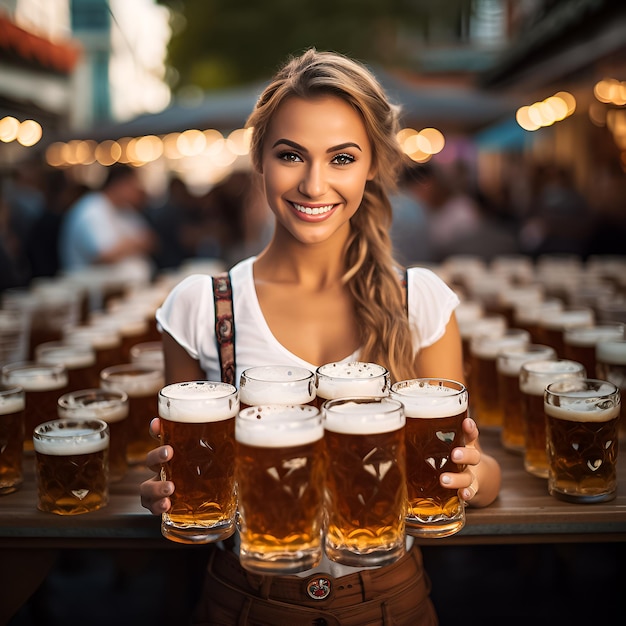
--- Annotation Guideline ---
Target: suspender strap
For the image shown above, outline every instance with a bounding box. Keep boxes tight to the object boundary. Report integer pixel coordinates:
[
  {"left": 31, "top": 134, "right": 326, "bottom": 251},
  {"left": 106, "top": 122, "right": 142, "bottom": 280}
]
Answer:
[{"left": 212, "top": 271, "right": 236, "bottom": 386}]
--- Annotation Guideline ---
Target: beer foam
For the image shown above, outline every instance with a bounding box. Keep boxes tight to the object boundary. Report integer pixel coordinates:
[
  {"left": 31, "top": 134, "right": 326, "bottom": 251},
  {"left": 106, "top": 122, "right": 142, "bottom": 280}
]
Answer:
[
  {"left": 391, "top": 382, "right": 468, "bottom": 418},
  {"left": 38, "top": 347, "right": 95, "bottom": 369},
  {"left": 520, "top": 360, "right": 585, "bottom": 395},
  {"left": 159, "top": 381, "right": 238, "bottom": 423},
  {"left": 545, "top": 400, "right": 620, "bottom": 423},
  {"left": 316, "top": 362, "right": 388, "bottom": 400},
  {"left": 240, "top": 366, "right": 314, "bottom": 405},
  {"left": 65, "top": 326, "right": 121, "bottom": 349},
  {"left": 496, "top": 346, "right": 556, "bottom": 376},
  {"left": 4, "top": 366, "right": 68, "bottom": 391},
  {"left": 59, "top": 399, "right": 128, "bottom": 424},
  {"left": 596, "top": 340, "right": 626, "bottom": 365},
  {"left": 470, "top": 332, "right": 529, "bottom": 359},
  {"left": 0, "top": 394, "right": 25, "bottom": 414},
  {"left": 564, "top": 326, "right": 624, "bottom": 347},
  {"left": 323, "top": 398, "right": 404, "bottom": 434},
  {"left": 33, "top": 422, "right": 109, "bottom": 455},
  {"left": 539, "top": 309, "right": 594, "bottom": 330},
  {"left": 236, "top": 405, "right": 322, "bottom": 447},
  {"left": 101, "top": 367, "right": 163, "bottom": 397}
]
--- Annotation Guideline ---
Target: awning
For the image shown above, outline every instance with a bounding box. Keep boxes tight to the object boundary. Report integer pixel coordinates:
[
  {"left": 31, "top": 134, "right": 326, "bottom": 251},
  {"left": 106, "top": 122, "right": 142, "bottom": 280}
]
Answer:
[{"left": 0, "top": 14, "right": 81, "bottom": 75}]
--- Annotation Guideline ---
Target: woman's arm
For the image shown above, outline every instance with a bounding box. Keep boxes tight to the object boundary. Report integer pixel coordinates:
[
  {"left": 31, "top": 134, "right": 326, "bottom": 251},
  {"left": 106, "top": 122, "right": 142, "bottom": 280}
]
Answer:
[
  {"left": 415, "top": 314, "right": 502, "bottom": 508},
  {"left": 162, "top": 330, "right": 205, "bottom": 385},
  {"left": 140, "top": 331, "right": 205, "bottom": 515}
]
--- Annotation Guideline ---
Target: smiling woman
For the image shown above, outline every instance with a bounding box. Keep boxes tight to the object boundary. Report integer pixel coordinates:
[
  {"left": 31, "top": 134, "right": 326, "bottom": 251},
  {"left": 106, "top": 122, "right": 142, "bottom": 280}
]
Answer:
[{"left": 140, "top": 47, "right": 501, "bottom": 625}]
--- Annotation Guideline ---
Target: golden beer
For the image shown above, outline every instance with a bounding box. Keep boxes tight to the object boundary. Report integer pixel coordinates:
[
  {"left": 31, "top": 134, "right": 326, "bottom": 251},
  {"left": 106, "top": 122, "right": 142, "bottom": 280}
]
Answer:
[
  {"left": 33, "top": 418, "right": 109, "bottom": 515},
  {"left": 239, "top": 365, "right": 315, "bottom": 410},
  {"left": 159, "top": 381, "right": 239, "bottom": 544},
  {"left": 545, "top": 379, "right": 620, "bottom": 502},
  {"left": 497, "top": 344, "right": 556, "bottom": 453},
  {"left": 391, "top": 378, "right": 467, "bottom": 538},
  {"left": 100, "top": 364, "right": 163, "bottom": 465},
  {"left": 58, "top": 389, "right": 129, "bottom": 482},
  {"left": 130, "top": 341, "right": 164, "bottom": 370},
  {"left": 1, "top": 362, "right": 68, "bottom": 452},
  {"left": 468, "top": 329, "right": 530, "bottom": 428},
  {"left": 537, "top": 307, "right": 594, "bottom": 357},
  {"left": 458, "top": 315, "right": 506, "bottom": 383},
  {"left": 323, "top": 397, "right": 406, "bottom": 567},
  {"left": 0, "top": 385, "right": 25, "bottom": 494},
  {"left": 236, "top": 404, "right": 325, "bottom": 573},
  {"left": 36, "top": 341, "right": 99, "bottom": 391},
  {"left": 563, "top": 324, "right": 624, "bottom": 379},
  {"left": 520, "top": 360, "right": 586, "bottom": 478},
  {"left": 596, "top": 339, "right": 626, "bottom": 439},
  {"left": 64, "top": 325, "right": 124, "bottom": 375},
  {"left": 314, "top": 361, "right": 390, "bottom": 409}
]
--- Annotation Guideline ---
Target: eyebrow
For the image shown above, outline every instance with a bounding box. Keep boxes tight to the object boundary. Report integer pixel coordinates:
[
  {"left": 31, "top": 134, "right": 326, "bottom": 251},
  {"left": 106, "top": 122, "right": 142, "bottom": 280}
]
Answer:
[{"left": 271, "top": 139, "right": 363, "bottom": 153}]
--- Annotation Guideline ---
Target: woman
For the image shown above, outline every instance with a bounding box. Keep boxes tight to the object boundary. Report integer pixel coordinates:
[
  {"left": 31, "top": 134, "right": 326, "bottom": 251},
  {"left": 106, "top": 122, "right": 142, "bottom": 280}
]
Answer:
[{"left": 140, "top": 48, "right": 501, "bottom": 625}]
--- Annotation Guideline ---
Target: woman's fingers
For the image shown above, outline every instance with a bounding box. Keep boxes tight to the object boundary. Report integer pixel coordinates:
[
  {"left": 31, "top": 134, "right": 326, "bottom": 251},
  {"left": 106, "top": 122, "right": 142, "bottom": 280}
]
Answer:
[
  {"left": 145, "top": 444, "right": 173, "bottom": 473},
  {"left": 139, "top": 475, "right": 174, "bottom": 514}
]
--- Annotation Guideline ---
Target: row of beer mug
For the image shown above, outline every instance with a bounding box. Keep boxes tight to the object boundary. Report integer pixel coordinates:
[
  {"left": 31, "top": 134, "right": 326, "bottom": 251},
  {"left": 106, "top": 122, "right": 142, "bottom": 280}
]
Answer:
[{"left": 158, "top": 364, "right": 470, "bottom": 575}]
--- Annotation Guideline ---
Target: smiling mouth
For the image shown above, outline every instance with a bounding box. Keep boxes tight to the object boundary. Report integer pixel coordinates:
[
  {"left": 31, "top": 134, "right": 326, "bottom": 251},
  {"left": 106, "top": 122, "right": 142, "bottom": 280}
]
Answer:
[{"left": 292, "top": 202, "right": 335, "bottom": 216}]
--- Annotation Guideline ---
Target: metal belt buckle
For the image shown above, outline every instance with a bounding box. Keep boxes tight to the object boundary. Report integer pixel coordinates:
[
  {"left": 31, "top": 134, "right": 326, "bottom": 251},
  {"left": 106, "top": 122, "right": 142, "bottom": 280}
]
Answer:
[{"left": 305, "top": 575, "right": 333, "bottom": 600}]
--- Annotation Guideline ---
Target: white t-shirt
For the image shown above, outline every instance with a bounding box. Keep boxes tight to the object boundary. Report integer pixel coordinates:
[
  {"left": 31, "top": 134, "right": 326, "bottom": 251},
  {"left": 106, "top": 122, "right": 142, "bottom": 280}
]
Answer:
[
  {"left": 156, "top": 256, "right": 459, "bottom": 383},
  {"left": 156, "top": 255, "right": 459, "bottom": 576}
]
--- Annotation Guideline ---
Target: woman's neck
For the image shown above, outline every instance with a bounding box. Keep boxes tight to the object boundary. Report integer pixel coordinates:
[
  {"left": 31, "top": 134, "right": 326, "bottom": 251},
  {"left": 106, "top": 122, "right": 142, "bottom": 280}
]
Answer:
[{"left": 255, "top": 227, "right": 349, "bottom": 291}]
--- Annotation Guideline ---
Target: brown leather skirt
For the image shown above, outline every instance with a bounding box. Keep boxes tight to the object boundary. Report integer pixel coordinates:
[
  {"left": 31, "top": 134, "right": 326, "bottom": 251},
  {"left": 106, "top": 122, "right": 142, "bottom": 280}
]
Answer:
[{"left": 191, "top": 544, "right": 438, "bottom": 626}]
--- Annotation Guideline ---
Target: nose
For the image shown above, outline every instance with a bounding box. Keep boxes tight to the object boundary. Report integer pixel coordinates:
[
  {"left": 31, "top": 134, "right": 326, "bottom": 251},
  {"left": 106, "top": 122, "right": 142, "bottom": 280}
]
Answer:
[{"left": 298, "top": 163, "right": 328, "bottom": 198}]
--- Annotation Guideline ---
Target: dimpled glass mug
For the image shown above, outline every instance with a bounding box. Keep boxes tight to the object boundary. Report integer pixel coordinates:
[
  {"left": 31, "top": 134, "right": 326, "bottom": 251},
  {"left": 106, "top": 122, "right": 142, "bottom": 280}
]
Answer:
[
  {"left": 391, "top": 378, "right": 468, "bottom": 538},
  {"left": 323, "top": 396, "right": 407, "bottom": 567},
  {"left": 545, "top": 378, "right": 620, "bottom": 503}
]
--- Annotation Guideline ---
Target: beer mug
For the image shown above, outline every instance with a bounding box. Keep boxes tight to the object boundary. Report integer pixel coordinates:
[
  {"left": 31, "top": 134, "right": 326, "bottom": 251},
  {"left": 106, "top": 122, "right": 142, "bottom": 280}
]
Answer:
[
  {"left": 33, "top": 418, "right": 109, "bottom": 515},
  {"left": 315, "top": 361, "right": 390, "bottom": 408},
  {"left": 520, "top": 359, "right": 586, "bottom": 478},
  {"left": 545, "top": 379, "right": 620, "bottom": 503},
  {"left": 391, "top": 379, "right": 468, "bottom": 538},
  {"left": 323, "top": 397, "right": 406, "bottom": 567},
  {"left": 63, "top": 325, "right": 124, "bottom": 375},
  {"left": 497, "top": 344, "right": 557, "bottom": 453},
  {"left": 537, "top": 306, "right": 594, "bottom": 356},
  {"left": 457, "top": 315, "right": 506, "bottom": 381},
  {"left": 563, "top": 324, "right": 625, "bottom": 379},
  {"left": 596, "top": 339, "right": 626, "bottom": 439},
  {"left": 468, "top": 329, "right": 530, "bottom": 427},
  {"left": 100, "top": 363, "right": 163, "bottom": 465},
  {"left": 36, "top": 341, "right": 99, "bottom": 391},
  {"left": 58, "top": 388, "right": 129, "bottom": 482},
  {"left": 0, "top": 385, "right": 25, "bottom": 494},
  {"left": 1, "top": 362, "right": 68, "bottom": 452},
  {"left": 159, "top": 381, "right": 239, "bottom": 544},
  {"left": 239, "top": 365, "right": 315, "bottom": 410},
  {"left": 236, "top": 404, "right": 325, "bottom": 574},
  {"left": 130, "top": 341, "right": 165, "bottom": 370}
]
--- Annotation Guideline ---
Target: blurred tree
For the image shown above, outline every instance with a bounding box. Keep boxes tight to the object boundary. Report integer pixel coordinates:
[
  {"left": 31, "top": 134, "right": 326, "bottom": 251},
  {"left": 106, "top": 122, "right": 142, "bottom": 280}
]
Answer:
[{"left": 157, "top": 0, "right": 476, "bottom": 90}]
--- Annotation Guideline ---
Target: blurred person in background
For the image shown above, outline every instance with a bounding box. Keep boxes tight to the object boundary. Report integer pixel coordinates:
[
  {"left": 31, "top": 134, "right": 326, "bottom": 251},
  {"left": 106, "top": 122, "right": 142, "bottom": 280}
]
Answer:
[
  {"left": 58, "top": 164, "right": 157, "bottom": 277},
  {"left": 389, "top": 160, "right": 433, "bottom": 266},
  {"left": 146, "top": 176, "right": 199, "bottom": 270},
  {"left": 520, "top": 164, "right": 592, "bottom": 259},
  {"left": 25, "top": 169, "right": 89, "bottom": 279},
  {"left": 0, "top": 188, "right": 23, "bottom": 293}
]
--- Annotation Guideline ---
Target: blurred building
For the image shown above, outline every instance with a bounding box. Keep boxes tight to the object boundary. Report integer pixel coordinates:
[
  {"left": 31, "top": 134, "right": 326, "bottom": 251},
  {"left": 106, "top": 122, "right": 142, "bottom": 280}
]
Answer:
[{"left": 0, "top": 0, "right": 170, "bottom": 170}]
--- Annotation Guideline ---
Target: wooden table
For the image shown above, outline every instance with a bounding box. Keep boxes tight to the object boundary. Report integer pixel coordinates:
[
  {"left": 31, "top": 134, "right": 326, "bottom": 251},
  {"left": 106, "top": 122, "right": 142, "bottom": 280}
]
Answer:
[
  {"left": 2, "top": 430, "right": 625, "bottom": 624},
  {"left": 2, "top": 428, "right": 625, "bottom": 548}
]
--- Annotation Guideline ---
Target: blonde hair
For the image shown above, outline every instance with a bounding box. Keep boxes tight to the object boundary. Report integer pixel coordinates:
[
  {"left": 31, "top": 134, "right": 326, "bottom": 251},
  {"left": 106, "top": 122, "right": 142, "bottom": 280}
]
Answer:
[{"left": 246, "top": 49, "right": 416, "bottom": 382}]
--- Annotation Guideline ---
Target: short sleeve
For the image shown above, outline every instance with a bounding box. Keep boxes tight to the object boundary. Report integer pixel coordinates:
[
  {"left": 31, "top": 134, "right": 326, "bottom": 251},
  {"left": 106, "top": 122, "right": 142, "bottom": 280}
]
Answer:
[
  {"left": 155, "top": 274, "right": 216, "bottom": 361},
  {"left": 407, "top": 267, "right": 460, "bottom": 350}
]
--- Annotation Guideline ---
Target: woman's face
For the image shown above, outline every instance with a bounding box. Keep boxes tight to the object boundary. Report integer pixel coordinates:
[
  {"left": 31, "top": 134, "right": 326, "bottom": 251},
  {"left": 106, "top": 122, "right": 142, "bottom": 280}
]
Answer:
[{"left": 260, "top": 95, "right": 375, "bottom": 246}]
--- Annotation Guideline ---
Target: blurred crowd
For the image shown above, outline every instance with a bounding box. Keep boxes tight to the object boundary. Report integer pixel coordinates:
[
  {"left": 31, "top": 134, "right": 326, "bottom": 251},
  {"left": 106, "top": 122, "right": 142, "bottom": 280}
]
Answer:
[{"left": 1, "top": 156, "right": 625, "bottom": 297}]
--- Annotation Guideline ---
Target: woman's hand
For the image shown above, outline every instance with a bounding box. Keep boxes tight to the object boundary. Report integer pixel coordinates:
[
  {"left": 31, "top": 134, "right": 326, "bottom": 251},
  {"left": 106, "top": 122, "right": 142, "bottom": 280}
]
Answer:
[
  {"left": 440, "top": 417, "right": 501, "bottom": 508},
  {"left": 139, "top": 418, "right": 175, "bottom": 515}
]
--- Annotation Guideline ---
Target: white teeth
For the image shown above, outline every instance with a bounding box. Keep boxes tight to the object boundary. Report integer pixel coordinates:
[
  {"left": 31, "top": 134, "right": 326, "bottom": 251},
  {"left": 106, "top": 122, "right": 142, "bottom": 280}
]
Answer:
[{"left": 293, "top": 203, "right": 334, "bottom": 215}]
